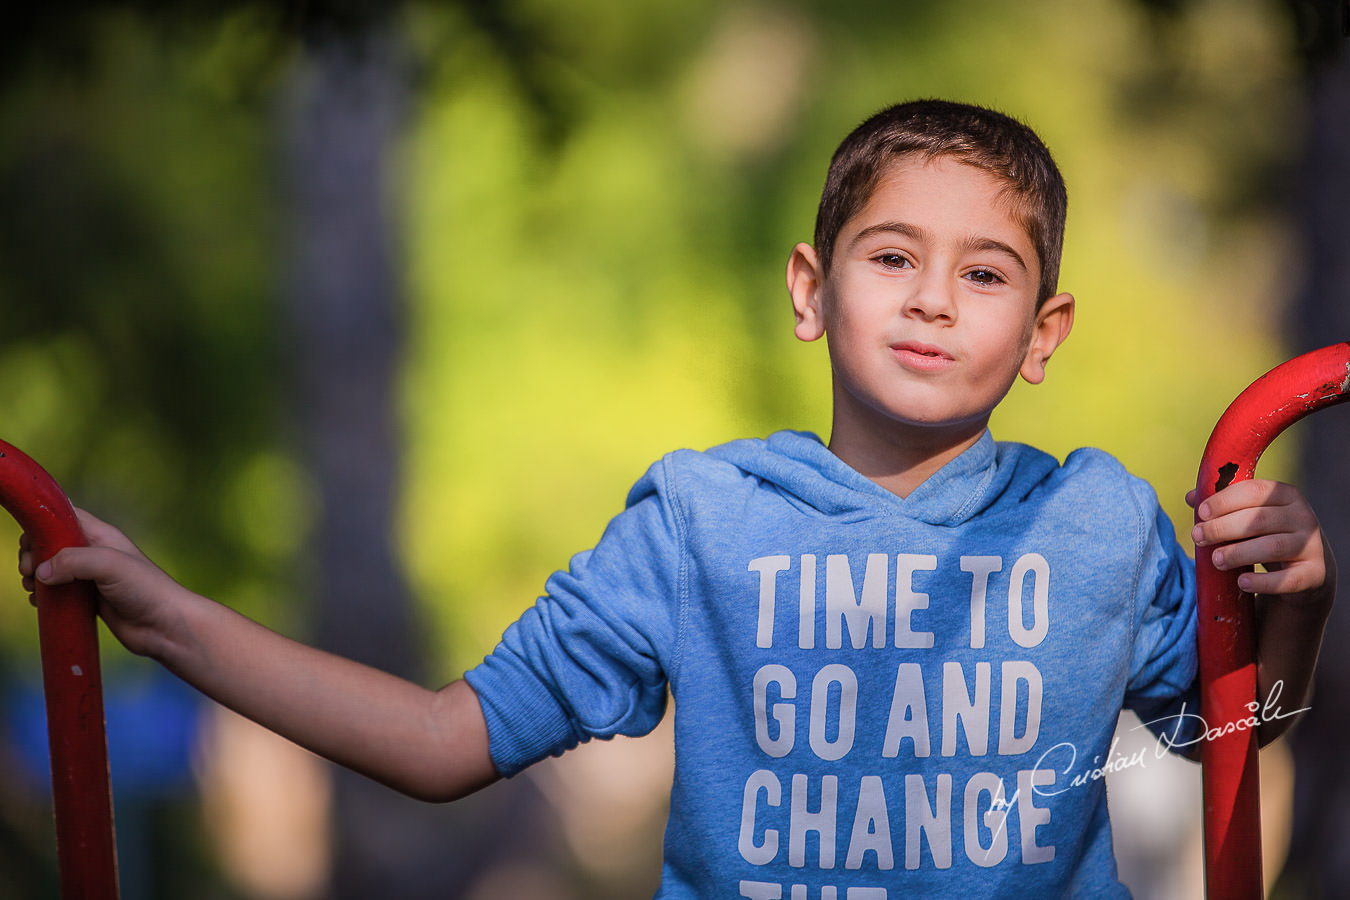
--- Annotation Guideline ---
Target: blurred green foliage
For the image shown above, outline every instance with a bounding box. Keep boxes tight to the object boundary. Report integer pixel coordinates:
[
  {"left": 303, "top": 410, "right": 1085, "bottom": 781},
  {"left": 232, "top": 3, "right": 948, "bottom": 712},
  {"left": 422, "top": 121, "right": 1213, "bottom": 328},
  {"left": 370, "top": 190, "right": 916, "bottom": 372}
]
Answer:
[
  {"left": 0, "top": 0, "right": 1308, "bottom": 681},
  {"left": 0, "top": 9, "right": 306, "bottom": 664}
]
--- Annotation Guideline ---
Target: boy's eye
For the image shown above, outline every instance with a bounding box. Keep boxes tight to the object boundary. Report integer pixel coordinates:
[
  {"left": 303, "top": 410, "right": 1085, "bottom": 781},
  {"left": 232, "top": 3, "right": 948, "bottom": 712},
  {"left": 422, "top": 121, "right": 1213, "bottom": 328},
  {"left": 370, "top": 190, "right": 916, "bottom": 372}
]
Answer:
[
  {"left": 965, "top": 268, "right": 1004, "bottom": 286},
  {"left": 873, "top": 253, "right": 912, "bottom": 269}
]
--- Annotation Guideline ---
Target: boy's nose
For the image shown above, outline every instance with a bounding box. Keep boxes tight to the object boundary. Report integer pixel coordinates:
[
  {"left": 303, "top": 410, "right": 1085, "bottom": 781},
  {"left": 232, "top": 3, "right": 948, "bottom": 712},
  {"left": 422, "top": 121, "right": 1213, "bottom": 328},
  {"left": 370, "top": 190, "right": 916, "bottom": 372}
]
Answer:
[{"left": 905, "top": 273, "right": 957, "bottom": 323}]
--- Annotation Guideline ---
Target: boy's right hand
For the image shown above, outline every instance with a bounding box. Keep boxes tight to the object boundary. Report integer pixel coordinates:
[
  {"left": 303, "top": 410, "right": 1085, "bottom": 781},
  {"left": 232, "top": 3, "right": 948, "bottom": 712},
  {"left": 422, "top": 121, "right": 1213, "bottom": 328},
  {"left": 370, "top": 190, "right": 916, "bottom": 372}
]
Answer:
[
  {"left": 19, "top": 508, "right": 190, "bottom": 659},
  {"left": 20, "top": 507, "right": 499, "bottom": 802}
]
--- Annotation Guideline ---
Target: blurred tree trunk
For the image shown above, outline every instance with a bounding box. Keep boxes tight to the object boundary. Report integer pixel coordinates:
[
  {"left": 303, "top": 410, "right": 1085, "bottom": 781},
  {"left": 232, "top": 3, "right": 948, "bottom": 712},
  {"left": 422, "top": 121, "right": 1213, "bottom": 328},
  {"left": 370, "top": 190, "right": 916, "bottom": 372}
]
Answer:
[
  {"left": 1274, "top": 44, "right": 1350, "bottom": 900},
  {"left": 280, "top": 22, "right": 564, "bottom": 900},
  {"left": 282, "top": 13, "right": 415, "bottom": 695}
]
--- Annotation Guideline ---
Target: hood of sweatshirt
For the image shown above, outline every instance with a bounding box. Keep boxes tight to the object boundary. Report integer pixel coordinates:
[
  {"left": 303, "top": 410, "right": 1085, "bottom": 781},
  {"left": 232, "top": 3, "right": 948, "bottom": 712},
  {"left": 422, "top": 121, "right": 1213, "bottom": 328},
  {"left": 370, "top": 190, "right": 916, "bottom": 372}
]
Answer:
[{"left": 705, "top": 429, "right": 1053, "bottom": 528}]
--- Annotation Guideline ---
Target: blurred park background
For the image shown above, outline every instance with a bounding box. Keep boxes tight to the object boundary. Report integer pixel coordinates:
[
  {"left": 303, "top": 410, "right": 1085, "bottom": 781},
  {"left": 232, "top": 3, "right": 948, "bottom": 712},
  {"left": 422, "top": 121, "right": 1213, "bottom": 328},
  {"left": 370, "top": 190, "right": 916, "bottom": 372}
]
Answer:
[{"left": 0, "top": 0, "right": 1346, "bottom": 897}]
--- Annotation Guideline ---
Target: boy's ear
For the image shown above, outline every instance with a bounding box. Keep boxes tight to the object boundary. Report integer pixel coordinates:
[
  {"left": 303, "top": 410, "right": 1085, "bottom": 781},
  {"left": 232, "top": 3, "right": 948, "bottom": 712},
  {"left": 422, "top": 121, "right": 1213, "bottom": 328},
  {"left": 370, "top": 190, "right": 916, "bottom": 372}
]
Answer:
[
  {"left": 1019, "top": 292, "right": 1075, "bottom": 385},
  {"left": 787, "top": 242, "right": 827, "bottom": 342}
]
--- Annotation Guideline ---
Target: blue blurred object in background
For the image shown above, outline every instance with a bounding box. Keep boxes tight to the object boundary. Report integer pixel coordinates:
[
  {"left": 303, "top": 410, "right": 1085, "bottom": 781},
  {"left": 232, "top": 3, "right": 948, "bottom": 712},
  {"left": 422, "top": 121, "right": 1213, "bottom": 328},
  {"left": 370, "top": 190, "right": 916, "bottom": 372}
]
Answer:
[
  {"left": 6, "top": 665, "right": 201, "bottom": 795},
  {"left": 5, "top": 665, "right": 204, "bottom": 899}
]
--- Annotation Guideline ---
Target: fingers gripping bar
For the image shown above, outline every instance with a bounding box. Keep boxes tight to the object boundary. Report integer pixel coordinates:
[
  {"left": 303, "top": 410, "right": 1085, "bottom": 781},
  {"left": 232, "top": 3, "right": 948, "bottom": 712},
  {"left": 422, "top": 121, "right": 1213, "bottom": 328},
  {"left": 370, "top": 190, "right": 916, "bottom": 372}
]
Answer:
[
  {"left": 1194, "top": 343, "right": 1350, "bottom": 899},
  {"left": 0, "top": 440, "right": 118, "bottom": 900}
]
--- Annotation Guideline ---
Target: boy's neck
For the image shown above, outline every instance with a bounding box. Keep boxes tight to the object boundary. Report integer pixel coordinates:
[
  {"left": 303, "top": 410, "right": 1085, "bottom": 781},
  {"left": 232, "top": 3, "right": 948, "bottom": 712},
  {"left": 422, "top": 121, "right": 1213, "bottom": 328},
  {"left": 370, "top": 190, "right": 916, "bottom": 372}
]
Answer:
[{"left": 827, "top": 415, "right": 989, "bottom": 499}]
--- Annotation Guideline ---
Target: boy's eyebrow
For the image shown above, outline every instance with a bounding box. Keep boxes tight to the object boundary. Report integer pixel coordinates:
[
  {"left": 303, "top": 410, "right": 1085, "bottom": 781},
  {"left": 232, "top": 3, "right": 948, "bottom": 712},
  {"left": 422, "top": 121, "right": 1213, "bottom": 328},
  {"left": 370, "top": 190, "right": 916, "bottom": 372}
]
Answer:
[
  {"left": 962, "top": 235, "right": 1028, "bottom": 272},
  {"left": 849, "top": 221, "right": 1028, "bottom": 272},
  {"left": 848, "top": 220, "right": 928, "bottom": 250}
]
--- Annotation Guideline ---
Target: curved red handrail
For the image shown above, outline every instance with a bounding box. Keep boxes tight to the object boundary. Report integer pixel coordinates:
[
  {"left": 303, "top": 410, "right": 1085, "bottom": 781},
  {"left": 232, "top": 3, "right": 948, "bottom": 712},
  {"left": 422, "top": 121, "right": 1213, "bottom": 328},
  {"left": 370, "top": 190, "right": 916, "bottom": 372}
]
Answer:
[
  {"left": 1194, "top": 342, "right": 1350, "bottom": 899},
  {"left": 0, "top": 439, "right": 119, "bottom": 899}
]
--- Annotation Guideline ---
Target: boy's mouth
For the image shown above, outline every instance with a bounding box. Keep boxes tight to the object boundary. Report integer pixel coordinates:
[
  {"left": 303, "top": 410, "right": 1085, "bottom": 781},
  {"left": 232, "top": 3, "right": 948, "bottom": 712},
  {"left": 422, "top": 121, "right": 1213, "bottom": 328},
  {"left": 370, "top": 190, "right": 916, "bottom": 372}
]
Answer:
[{"left": 891, "top": 341, "right": 955, "bottom": 371}]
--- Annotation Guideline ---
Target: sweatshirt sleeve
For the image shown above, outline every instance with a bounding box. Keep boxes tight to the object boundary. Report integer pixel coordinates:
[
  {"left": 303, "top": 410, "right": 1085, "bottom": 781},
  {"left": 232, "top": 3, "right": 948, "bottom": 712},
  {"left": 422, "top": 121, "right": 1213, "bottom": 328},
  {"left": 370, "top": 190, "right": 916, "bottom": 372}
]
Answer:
[
  {"left": 1122, "top": 477, "right": 1202, "bottom": 750},
  {"left": 463, "top": 458, "right": 684, "bottom": 776}
]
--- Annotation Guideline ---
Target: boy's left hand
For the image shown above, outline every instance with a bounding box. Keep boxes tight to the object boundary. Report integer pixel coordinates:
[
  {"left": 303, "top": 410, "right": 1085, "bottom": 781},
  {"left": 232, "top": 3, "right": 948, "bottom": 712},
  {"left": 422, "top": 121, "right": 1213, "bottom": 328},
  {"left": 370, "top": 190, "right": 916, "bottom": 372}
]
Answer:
[{"left": 1188, "top": 479, "right": 1335, "bottom": 604}]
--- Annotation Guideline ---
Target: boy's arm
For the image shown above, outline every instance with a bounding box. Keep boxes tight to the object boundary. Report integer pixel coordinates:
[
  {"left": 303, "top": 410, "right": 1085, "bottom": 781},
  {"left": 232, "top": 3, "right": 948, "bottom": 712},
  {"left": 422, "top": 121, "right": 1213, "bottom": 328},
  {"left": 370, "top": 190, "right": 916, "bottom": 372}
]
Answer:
[
  {"left": 21, "top": 509, "right": 499, "bottom": 803},
  {"left": 1190, "top": 479, "right": 1337, "bottom": 747}
]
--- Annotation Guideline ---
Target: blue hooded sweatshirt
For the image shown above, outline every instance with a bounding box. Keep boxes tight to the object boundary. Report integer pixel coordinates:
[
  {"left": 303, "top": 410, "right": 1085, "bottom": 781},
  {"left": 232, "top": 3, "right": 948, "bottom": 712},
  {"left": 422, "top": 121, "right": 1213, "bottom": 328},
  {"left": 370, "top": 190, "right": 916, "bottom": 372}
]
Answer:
[{"left": 465, "top": 430, "right": 1198, "bottom": 898}]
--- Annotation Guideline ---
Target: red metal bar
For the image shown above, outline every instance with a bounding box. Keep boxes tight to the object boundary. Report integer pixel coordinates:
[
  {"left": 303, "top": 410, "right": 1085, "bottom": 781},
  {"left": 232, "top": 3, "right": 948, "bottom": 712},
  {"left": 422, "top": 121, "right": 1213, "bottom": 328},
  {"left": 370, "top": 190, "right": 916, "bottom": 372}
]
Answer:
[
  {"left": 1195, "top": 342, "right": 1350, "bottom": 899},
  {"left": 0, "top": 439, "right": 119, "bottom": 899}
]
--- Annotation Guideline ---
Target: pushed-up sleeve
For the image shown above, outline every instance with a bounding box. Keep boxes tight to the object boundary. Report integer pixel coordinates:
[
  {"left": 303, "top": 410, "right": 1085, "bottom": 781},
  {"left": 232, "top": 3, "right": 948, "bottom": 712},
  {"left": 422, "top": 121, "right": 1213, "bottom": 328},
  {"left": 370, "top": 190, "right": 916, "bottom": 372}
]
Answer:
[
  {"left": 1123, "top": 482, "right": 1202, "bottom": 751},
  {"left": 464, "top": 459, "right": 685, "bottom": 776}
]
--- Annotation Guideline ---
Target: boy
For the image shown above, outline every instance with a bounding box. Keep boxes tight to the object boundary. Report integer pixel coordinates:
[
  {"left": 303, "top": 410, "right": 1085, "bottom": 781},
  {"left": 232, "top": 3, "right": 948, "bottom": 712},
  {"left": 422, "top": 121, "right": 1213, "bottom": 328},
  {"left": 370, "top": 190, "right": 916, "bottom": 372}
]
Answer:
[{"left": 21, "top": 100, "right": 1335, "bottom": 897}]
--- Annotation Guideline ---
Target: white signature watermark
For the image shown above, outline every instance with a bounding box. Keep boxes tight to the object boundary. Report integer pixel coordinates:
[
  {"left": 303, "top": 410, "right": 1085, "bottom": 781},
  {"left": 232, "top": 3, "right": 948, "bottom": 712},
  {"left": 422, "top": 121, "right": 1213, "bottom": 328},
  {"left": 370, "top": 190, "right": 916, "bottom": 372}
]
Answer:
[
  {"left": 978, "top": 680, "right": 1308, "bottom": 860},
  {"left": 1035, "top": 677, "right": 1309, "bottom": 797}
]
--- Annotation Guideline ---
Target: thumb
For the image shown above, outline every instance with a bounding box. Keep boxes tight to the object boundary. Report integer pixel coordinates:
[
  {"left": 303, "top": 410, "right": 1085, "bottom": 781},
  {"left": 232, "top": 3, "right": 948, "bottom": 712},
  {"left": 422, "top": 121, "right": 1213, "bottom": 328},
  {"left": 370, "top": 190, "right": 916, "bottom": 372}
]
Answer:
[{"left": 35, "top": 546, "right": 110, "bottom": 586}]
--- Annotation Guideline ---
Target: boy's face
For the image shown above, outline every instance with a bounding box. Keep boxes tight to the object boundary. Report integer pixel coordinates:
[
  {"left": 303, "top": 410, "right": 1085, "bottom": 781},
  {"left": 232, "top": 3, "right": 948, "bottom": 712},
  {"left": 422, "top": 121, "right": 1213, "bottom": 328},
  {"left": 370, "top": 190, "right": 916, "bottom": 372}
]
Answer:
[{"left": 788, "top": 155, "right": 1074, "bottom": 456}]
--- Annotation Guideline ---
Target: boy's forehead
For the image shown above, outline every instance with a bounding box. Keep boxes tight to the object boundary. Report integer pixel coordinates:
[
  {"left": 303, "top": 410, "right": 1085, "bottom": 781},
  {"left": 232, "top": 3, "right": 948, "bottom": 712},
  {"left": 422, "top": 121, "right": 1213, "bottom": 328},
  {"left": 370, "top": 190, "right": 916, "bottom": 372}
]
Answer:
[
  {"left": 843, "top": 156, "right": 1039, "bottom": 264},
  {"left": 854, "top": 157, "right": 1019, "bottom": 227}
]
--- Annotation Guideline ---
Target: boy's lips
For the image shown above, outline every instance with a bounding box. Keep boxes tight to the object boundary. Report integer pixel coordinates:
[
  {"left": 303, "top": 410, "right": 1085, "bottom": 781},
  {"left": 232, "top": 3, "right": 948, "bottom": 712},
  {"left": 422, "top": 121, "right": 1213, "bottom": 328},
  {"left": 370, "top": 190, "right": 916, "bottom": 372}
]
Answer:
[{"left": 891, "top": 340, "right": 955, "bottom": 371}]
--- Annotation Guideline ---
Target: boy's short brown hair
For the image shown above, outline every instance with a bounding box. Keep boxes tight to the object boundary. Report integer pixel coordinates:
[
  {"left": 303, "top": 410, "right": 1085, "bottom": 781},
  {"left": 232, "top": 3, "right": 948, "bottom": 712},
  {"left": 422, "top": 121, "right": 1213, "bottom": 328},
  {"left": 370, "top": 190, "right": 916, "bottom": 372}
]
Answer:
[{"left": 814, "top": 99, "right": 1068, "bottom": 304}]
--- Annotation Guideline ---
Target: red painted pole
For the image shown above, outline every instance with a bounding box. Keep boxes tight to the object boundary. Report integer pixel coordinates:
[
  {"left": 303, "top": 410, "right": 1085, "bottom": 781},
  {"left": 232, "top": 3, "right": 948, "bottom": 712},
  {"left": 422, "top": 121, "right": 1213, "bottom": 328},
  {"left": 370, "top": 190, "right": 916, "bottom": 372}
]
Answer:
[
  {"left": 1194, "top": 342, "right": 1350, "bottom": 899},
  {"left": 0, "top": 439, "right": 119, "bottom": 900}
]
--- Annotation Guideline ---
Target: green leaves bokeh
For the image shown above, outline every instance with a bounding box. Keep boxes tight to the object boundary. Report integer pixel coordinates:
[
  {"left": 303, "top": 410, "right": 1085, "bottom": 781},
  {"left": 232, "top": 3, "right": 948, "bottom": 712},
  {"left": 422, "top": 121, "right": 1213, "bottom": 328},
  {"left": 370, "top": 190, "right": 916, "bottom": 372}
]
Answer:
[{"left": 0, "top": 0, "right": 1305, "bottom": 682}]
